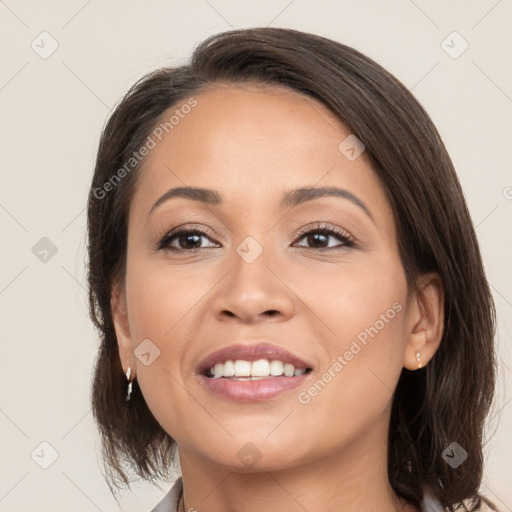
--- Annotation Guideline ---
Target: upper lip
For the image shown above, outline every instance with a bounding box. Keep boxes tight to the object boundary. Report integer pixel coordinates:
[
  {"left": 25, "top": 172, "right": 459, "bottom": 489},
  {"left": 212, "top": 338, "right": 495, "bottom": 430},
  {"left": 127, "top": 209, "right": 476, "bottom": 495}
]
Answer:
[{"left": 197, "top": 342, "right": 313, "bottom": 374}]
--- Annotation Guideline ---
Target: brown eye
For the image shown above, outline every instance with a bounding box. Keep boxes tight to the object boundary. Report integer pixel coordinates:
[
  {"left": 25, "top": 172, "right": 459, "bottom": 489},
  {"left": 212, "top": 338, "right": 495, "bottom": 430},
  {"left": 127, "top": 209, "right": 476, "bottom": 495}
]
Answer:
[
  {"left": 157, "top": 229, "right": 219, "bottom": 251},
  {"left": 294, "top": 224, "right": 355, "bottom": 250}
]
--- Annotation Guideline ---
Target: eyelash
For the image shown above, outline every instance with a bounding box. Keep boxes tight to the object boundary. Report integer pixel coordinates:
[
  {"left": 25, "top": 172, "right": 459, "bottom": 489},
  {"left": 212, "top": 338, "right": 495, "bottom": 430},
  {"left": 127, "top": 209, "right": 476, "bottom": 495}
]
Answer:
[{"left": 155, "top": 223, "right": 355, "bottom": 252}]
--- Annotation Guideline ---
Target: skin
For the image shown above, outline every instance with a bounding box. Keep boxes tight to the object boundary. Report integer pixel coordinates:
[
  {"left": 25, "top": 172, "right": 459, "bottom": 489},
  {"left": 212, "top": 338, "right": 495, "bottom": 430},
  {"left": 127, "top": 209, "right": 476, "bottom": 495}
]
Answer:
[{"left": 112, "top": 84, "right": 444, "bottom": 512}]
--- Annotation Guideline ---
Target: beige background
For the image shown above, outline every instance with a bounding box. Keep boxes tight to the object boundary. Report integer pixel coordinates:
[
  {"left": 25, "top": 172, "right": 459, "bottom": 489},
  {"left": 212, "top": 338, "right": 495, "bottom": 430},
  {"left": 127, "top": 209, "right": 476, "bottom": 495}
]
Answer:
[{"left": 1, "top": 1, "right": 511, "bottom": 510}]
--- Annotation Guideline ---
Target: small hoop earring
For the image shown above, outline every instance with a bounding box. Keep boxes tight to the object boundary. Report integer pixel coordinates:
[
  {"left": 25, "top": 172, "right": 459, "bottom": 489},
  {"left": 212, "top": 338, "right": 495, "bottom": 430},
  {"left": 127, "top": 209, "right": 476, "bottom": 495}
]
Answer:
[
  {"left": 125, "top": 367, "right": 133, "bottom": 402},
  {"left": 415, "top": 351, "right": 422, "bottom": 369}
]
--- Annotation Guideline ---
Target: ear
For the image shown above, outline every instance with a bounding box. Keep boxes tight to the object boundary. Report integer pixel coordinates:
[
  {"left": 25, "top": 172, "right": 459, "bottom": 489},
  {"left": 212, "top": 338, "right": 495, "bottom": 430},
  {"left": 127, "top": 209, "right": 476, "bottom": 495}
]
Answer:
[
  {"left": 403, "top": 272, "right": 444, "bottom": 370},
  {"left": 111, "top": 279, "right": 135, "bottom": 377}
]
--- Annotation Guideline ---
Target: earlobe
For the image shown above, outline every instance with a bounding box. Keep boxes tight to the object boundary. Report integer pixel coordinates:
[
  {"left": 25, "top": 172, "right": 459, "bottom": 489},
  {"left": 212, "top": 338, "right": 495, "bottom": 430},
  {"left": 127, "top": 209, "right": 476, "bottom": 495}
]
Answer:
[
  {"left": 403, "top": 272, "right": 445, "bottom": 370},
  {"left": 111, "top": 281, "right": 135, "bottom": 376}
]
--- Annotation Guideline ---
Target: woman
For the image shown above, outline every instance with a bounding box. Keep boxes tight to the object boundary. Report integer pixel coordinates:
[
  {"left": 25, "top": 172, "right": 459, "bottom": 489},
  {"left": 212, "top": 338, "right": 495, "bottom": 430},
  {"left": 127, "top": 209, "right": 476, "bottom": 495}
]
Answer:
[{"left": 87, "top": 27, "right": 499, "bottom": 512}]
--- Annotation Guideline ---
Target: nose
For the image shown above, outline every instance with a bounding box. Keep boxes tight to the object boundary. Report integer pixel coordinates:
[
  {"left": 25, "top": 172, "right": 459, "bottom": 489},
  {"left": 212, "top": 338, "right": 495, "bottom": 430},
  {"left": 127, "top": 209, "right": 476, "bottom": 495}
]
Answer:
[{"left": 211, "top": 243, "right": 295, "bottom": 324}]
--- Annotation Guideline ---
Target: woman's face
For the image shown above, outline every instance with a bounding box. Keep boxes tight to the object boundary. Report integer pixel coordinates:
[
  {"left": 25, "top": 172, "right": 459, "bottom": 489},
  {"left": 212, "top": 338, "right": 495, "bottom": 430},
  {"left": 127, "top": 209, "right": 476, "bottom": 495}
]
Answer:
[{"left": 115, "top": 84, "right": 416, "bottom": 471}]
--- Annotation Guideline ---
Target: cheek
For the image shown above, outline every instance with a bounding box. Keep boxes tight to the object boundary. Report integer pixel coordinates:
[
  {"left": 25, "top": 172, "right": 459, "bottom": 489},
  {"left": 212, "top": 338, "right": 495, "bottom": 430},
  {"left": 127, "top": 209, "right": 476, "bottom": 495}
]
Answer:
[
  {"left": 329, "top": 273, "right": 408, "bottom": 361},
  {"left": 123, "top": 264, "right": 207, "bottom": 442},
  {"left": 290, "top": 262, "right": 408, "bottom": 455},
  {"left": 298, "top": 253, "right": 409, "bottom": 404},
  {"left": 123, "top": 257, "right": 200, "bottom": 408},
  {"left": 298, "top": 251, "right": 408, "bottom": 353},
  {"left": 125, "top": 266, "right": 195, "bottom": 342},
  {"left": 124, "top": 238, "right": 215, "bottom": 343}
]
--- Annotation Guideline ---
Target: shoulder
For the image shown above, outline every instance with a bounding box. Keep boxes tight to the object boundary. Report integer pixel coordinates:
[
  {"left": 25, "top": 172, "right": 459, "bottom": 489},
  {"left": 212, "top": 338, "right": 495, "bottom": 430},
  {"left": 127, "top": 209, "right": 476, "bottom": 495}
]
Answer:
[
  {"left": 420, "top": 484, "right": 444, "bottom": 512},
  {"left": 150, "top": 477, "right": 183, "bottom": 512},
  {"left": 421, "top": 486, "right": 498, "bottom": 512}
]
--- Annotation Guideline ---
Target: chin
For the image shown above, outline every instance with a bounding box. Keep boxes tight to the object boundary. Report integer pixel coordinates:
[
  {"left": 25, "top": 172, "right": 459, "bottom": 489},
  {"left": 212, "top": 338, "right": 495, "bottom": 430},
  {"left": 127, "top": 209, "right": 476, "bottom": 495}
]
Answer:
[{"left": 187, "top": 430, "right": 314, "bottom": 474}]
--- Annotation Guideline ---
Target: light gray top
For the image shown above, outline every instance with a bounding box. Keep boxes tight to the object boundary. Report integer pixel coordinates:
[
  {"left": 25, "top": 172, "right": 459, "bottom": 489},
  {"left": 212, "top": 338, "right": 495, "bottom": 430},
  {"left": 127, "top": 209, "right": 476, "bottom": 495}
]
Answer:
[
  {"left": 150, "top": 477, "right": 182, "bottom": 512},
  {"left": 150, "top": 477, "right": 446, "bottom": 511}
]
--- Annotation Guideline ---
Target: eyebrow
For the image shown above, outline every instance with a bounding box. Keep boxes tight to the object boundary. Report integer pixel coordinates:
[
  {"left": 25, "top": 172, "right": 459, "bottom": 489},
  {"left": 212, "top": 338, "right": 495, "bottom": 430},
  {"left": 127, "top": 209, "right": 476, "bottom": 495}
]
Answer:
[{"left": 149, "top": 185, "right": 374, "bottom": 222}]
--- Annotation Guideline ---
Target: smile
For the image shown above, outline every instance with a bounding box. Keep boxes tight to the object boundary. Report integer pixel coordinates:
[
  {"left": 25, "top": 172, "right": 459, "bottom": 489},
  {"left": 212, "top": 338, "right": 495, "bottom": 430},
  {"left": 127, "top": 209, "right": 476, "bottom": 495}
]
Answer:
[
  {"left": 207, "top": 359, "right": 309, "bottom": 379},
  {"left": 197, "top": 342, "right": 313, "bottom": 402}
]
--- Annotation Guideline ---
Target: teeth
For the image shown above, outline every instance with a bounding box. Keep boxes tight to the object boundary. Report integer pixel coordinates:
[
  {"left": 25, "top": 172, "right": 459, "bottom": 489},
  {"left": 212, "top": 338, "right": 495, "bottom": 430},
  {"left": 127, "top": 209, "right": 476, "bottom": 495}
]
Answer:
[
  {"left": 223, "top": 360, "right": 235, "bottom": 377},
  {"left": 214, "top": 363, "right": 223, "bottom": 379},
  {"left": 251, "top": 359, "right": 270, "bottom": 377},
  {"left": 283, "top": 363, "right": 295, "bottom": 377},
  {"left": 208, "top": 359, "right": 307, "bottom": 379},
  {"left": 270, "top": 360, "right": 284, "bottom": 375},
  {"left": 234, "top": 360, "right": 251, "bottom": 376}
]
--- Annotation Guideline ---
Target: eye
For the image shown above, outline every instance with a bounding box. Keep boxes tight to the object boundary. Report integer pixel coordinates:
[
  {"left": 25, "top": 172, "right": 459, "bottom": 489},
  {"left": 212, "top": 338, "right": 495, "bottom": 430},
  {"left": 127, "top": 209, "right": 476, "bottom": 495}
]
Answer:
[
  {"left": 156, "top": 225, "right": 219, "bottom": 251},
  {"left": 155, "top": 223, "right": 354, "bottom": 252},
  {"left": 293, "top": 223, "right": 355, "bottom": 250}
]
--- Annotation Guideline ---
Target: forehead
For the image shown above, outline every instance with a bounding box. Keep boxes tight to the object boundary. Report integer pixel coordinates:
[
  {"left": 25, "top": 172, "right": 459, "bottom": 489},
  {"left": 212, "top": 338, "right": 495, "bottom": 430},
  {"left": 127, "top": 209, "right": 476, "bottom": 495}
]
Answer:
[
  {"left": 157, "top": 83, "right": 349, "bottom": 160},
  {"left": 130, "top": 84, "right": 391, "bottom": 224}
]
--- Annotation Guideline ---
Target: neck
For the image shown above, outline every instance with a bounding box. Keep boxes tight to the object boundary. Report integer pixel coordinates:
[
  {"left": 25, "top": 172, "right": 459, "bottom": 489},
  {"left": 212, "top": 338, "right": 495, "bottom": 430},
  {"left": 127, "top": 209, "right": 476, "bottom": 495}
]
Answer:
[{"left": 177, "top": 412, "right": 419, "bottom": 512}]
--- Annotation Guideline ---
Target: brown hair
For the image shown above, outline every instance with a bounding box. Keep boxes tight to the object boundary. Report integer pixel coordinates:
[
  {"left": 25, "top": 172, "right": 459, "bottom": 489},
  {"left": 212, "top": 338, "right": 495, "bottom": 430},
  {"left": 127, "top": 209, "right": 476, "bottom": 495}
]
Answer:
[{"left": 87, "top": 27, "right": 498, "bottom": 510}]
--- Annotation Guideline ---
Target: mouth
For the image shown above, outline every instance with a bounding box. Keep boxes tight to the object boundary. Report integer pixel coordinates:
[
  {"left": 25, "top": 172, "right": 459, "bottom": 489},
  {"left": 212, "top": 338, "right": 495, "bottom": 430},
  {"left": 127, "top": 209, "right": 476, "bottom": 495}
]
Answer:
[
  {"left": 204, "top": 359, "right": 312, "bottom": 380},
  {"left": 197, "top": 343, "right": 313, "bottom": 402}
]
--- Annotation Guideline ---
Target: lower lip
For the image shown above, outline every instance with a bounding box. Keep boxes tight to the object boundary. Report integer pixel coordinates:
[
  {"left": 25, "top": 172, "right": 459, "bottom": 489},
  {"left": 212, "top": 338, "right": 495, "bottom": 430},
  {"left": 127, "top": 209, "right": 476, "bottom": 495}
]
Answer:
[{"left": 198, "top": 373, "right": 309, "bottom": 402}]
